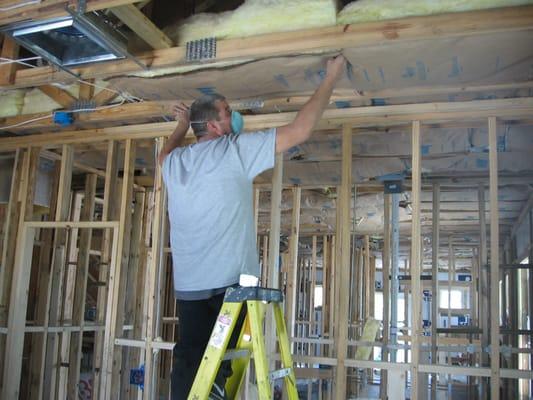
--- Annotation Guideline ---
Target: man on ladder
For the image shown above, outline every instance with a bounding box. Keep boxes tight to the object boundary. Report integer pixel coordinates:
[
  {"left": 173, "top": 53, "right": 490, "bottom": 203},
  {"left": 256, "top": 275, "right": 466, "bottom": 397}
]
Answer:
[{"left": 159, "top": 55, "right": 346, "bottom": 399}]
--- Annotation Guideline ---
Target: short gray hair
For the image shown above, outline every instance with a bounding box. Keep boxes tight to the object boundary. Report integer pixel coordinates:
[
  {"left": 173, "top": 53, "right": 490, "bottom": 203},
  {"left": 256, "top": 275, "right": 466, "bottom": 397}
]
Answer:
[{"left": 189, "top": 93, "right": 226, "bottom": 137}]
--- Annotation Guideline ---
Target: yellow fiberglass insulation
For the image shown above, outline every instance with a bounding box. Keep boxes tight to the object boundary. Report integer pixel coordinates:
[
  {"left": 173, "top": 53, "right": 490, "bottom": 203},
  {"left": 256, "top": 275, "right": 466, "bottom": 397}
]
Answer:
[
  {"left": 338, "top": 0, "right": 533, "bottom": 24},
  {"left": 165, "top": 0, "right": 337, "bottom": 46},
  {"left": 0, "top": 90, "right": 25, "bottom": 118}
]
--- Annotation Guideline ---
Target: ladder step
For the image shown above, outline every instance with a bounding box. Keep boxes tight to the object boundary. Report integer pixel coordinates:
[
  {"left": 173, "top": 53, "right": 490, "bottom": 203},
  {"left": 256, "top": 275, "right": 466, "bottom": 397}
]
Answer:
[
  {"left": 269, "top": 367, "right": 292, "bottom": 382},
  {"left": 222, "top": 349, "right": 251, "bottom": 361}
]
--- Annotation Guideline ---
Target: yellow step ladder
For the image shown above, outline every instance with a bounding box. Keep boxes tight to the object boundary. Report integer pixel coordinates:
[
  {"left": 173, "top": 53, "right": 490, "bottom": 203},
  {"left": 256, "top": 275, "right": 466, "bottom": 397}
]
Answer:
[{"left": 188, "top": 286, "right": 299, "bottom": 400}]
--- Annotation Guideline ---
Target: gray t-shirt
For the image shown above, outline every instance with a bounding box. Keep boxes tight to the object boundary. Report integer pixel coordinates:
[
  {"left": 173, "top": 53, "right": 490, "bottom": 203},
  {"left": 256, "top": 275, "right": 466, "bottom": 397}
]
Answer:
[{"left": 162, "top": 128, "right": 276, "bottom": 300}]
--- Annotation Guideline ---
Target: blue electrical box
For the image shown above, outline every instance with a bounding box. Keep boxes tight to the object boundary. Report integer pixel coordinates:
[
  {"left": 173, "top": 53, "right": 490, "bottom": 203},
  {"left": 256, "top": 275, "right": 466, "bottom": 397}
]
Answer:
[
  {"left": 53, "top": 111, "right": 74, "bottom": 126},
  {"left": 130, "top": 365, "right": 144, "bottom": 390}
]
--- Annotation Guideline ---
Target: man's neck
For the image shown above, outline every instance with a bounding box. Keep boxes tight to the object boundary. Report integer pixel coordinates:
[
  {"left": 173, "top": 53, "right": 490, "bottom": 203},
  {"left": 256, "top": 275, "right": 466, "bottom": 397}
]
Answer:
[{"left": 197, "top": 132, "right": 224, "bottom": 143}]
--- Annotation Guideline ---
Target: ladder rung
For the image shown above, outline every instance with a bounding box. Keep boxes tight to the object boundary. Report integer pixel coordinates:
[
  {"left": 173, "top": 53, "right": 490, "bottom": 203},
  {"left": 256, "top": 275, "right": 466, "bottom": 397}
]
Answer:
[
  {"left": 269, "top": 367, "right": 292, "bottom": 382},
  {"left": 222, "top": 349, "right": 251, "bottom": 361}
]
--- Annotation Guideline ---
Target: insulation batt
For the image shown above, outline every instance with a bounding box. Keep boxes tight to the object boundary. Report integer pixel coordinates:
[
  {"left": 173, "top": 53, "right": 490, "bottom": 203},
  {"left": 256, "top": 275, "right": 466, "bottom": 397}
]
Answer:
[
  {"left": 165, "top": 0, "right": 337, "bottom": 45},
  {"left": 338, "top": 0, "right": 533, "bottom": 24}
]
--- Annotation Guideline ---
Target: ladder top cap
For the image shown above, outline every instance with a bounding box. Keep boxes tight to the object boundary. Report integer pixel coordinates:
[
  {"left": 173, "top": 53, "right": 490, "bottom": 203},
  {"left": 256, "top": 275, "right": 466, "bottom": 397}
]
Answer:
[{"left": 224, "top": 286, "right": 283, "bottom": 303}]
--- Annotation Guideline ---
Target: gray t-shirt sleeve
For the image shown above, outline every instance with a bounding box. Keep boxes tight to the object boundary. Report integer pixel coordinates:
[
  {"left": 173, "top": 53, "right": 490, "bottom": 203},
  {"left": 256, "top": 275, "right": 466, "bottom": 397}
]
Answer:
[{"left": 235, "top": 128, "right": 277, "bottom": 180}]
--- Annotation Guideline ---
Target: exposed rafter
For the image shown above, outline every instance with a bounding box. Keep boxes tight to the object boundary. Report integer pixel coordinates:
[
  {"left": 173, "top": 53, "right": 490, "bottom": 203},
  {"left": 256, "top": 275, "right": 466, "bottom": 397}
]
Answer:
[{"left": 3, "top": 5, "right": 533, "bottom": 89}]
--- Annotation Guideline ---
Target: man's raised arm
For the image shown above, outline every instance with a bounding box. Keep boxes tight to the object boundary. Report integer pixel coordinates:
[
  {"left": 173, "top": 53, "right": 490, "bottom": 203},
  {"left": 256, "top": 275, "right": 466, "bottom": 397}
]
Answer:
[{"left": 275, "top": 55, "right": 347, "bottom": 154}]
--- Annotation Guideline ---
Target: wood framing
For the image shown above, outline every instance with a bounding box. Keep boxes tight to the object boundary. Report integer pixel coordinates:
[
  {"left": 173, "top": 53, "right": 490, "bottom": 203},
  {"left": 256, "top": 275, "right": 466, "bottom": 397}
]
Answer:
[
  {"left": 4, "top": 5, "right": 533, "bottom": 89},
  {"left": 488, "top": 116, "right": 501, "bottom": 400},
  {"left": 0, "top": 0, "right": 141, "bottom": 26},
  {"left": 1, "top": 147, "right": 40, "bottom": 399},
  {"left": 410, "top": 120, "right": 422, "bottom": 399},
  {"left": 286, "top": 186, "right": 301, "bottom": 347},
  {"left": 334, "top": 124, "right": 351, "bottom": 399},
  {"left": 110, "top": 4, "right": 173, "bottom": 49},
  {"left": 430, "top": 183, "right": 440, "bottom": 400},
  {"left": 38, "top": 85, "right": 77, "bottom": 108},
  {"left": 2, "top": 97, "right": 533, "bottom": 150},
  {"left": 0, "top": 36, "right": 19, "bottom": 86},
  {"left": 67, "top": 174, "right": 97, "bottom": 398}
]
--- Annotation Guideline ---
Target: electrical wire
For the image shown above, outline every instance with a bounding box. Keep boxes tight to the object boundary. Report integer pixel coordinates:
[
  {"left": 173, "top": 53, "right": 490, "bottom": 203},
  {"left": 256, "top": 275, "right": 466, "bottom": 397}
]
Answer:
[
  {"left": 0, "top": 0, "right": 40, "bottom": 12},
  {"left": 0, "top": 57, "right": 148, "bottom": 130}
]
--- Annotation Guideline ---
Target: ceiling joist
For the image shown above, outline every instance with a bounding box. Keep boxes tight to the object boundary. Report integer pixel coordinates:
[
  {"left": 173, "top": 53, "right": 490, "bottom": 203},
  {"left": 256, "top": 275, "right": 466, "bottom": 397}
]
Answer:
[{"left": 3, "top": 5, "right": 532, "bottom": 89}]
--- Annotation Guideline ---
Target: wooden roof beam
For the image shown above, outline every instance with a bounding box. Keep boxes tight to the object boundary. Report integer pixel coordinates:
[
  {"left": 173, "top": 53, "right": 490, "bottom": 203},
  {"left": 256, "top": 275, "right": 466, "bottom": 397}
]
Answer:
[
  {"left": 38, "top": 85, "right": 77, "bottom": 108},
  {"left": 1, "top": 97, "right": 532, "bottom": 151},
  {"left": 3, "top": 5, "right": 533, "bottom": 89},
  {"left": 110, "top": 4, "right": 173, "bottom": 50},
  {"left": 0, "top": 0, "right": 142, "bottom": 26}
]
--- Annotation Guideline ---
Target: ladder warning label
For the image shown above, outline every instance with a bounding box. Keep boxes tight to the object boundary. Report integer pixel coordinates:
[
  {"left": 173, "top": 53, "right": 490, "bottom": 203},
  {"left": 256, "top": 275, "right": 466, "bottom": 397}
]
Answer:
[{"left": 209, "top": 315, "right": 232, "bottom": 349}]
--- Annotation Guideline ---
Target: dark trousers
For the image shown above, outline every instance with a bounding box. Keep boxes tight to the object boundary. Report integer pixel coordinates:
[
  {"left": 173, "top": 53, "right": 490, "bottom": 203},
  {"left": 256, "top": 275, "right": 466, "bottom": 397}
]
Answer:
[{"left": 171, "top": 292, "right": 245, "bottom": 399}]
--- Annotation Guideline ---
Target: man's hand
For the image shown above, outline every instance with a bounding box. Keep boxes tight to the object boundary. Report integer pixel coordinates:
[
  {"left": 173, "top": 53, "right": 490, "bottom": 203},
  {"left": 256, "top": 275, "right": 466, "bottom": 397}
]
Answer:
[
  {"left": 173, "top": 102, "right": 190, "bottom": 125},
  {"left": 275, "top": 55, "right": 348, "bottom": 154},
  {"left": 158, "top": 102, "right": 191, "bottom": 165},
  {"left": 325, "top": 55, "right": 347, "bottom": 82}
]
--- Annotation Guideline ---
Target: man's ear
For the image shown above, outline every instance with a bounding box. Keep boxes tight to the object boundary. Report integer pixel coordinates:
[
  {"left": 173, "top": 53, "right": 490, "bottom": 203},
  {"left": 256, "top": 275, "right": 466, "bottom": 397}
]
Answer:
[{"left": 207, "top": 120, "right": 224, "bottom": 136}]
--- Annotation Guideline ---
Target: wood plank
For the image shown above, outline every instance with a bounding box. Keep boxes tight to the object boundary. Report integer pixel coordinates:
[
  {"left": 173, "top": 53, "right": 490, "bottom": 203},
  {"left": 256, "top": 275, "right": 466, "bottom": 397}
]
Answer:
[
  {"left": 120, "top": 190, "right": 145, "bottom": 398},
  {"left": 286, "top": 186, "right": 301, "bottom": 351},
  {"left": 0, "top": 0, "right": 141, "bottom": 26},
  {"left": 364, "top": 235, "right": 371, "bottom": 319},
  {"left": 430, "top": 183, "right": 440, "bottom": 400},
  {"left": 67, "top": 174, "right": 97, "bottom": 399},
  {"left": 141, "top": 137, "right": 165, "bottom": 398},
  {"left": 93, "top": 140, "right": 120, "bottom": 398},
  {"left": 79, "top": 79, "right": 95, "bottom": 101},
  {"left": 266, "top": 153, "right": 283, "bottom": 370},
  {"left": 42, "top": 144, "right": 73, "bottom": 399},
  {"left": 380, "top": 193, "right": 391, "bottom": 400},
  {"left": 334, "top": 124, "right": 352, "bottom": 400},
  {"left": 103, "top": 139, "right": 136, "bottom": 399},
  {"left": 2, "top": 97, "right": 533, "bottom": 149},
  {"left": 92, "top": 88, "right": 120, "bottom": 107},
  {"left": 0, "top": 149, "right": 22, "bottom": 385},
  {"left": 309, "top": 235, "right": 317, "bottom": 331},
  {"left": 410, "top": 120, "right": 422, "bottom": 399},
  {"left": 0, "top": 36, "right": 19, "bottom": 86},
  {"left": 488, "top": 116, "right": 500, "bottom": 400},
  {"left": 57, "top": 192, "right": 83, "bottom": 399},
  {"left": 1, "top": 147, "right": 40, "bottom": 399},
  {"left": 38, "top": 85, "right": 76, "bottom": 108},
  {"left": 6, "top": 5, "right": 533, "bottom": 88},
  {"left": 110, "top": 4, "right": 173, "bottom": 49}
]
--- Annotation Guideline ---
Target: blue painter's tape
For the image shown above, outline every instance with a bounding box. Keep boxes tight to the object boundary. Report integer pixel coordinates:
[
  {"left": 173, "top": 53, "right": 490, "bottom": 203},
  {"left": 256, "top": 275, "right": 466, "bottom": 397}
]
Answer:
[
  {"left": 367, "top": 212, "right": 376, "bottom": 217},
  {"left": 274, "top": 74, "right": 289, "bottom": 88},
  {"left": 402, "top": 66, "right": 415, "bottom": 78},
  {"left": 371, "top": 98, "right": 386, "bottom": 106},
  {"left": 335, "top": 101, "right": 351, "bottom": 109},
  {"left": 416, "top": 61, "right": 427, "bottom": 80},
  {"left": 421, "top": 144, "right": 431, "bottom": 155},
  {"left": 378, "top": 67, "right": 386, "bottom": 83},
  {"left": 287, "top": 146, "right": 300, "bottom": 155},
  {"left": 329, "top": 139, "right": 341, "bottom": 150},
  {"left": 497, "top": 135, "right": 506, "bottom": 152},
  {"left": 304, "top": 69, "right": 317, "bottom": 85},
  {"left": 197, "top": 86, "right": 215, "bottom": 95},
  {"left": 346, "top": 62, "right": 354, "bottom": 82},
  {"left": 476, "top": 158, "right": 489, "bottom": 169},
  {"left": 317, "top": 69, "right": 326, "bottom": 82},
  {"left": 449, "top": 56, "right": 462, "bottom": 78},
  {"left": 289, "top": 177, "right": 301, "bottom": 185},
  {"left": 363, "top": 69, "right": 371, "bottom": 82},
  {"left": 376, "top": 173, "right": 405, "bottom": 182}
]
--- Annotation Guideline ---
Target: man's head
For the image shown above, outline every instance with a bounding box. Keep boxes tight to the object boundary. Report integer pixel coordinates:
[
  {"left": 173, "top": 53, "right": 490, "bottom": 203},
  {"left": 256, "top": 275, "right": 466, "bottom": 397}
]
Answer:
[{"left": 189, "top": 93, "right": 232, "bottom": 139}]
